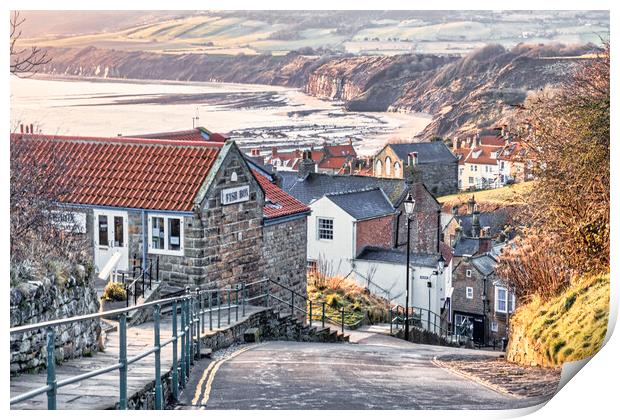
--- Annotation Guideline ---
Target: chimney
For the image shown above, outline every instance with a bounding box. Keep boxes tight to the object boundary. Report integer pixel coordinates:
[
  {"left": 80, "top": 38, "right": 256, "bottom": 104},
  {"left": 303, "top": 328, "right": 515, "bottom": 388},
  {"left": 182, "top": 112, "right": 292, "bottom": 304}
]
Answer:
[
  {"left": 453, "top": 223, "right": 462, "bottom": 247},
  {"left": 271, "top": 146, "right": 277, "bottom": 156},
  {"left": 406, "top": 164, "right": 423, "bottom": 185},
  {"left": 297, "top": 151, "right": 315, "bottom": 180},
  {"left": 471, "top": 205, "right": 481, "bottom": 238},
  {"left": 349, "top": 138, "right": 353, "bottom": 146},
  {"left": 30, "top": 124, "right": 34, "bottom": 134},
  {"left": 453, "top": 138, "right": 461, "bottom": 151},
  {"left": 20, "top": 124, "right": 24, "bottom": 133},
  {"left": 474, "top": 133, "right": 481, "bottom": 147},
  {"left": 407, "top": 151, "right": 418, "bottom": 167},
  {"left": 467, "top": 195, "right": 477, "bottom": 215}
]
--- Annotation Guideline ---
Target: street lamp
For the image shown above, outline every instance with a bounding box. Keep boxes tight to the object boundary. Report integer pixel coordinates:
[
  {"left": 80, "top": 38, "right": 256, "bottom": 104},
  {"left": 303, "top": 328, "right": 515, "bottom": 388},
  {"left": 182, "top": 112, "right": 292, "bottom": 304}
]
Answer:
[{"left": 404, "top": 193, "right": 416, "bottom": 341}]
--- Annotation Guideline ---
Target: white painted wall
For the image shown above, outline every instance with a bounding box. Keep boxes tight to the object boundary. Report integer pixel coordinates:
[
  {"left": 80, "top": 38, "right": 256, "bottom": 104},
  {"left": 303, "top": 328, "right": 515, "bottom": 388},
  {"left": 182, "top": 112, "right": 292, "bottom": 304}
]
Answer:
[
  {"left": 307, "top": 196, "right": 356, "bottom": 277},
  {"left": 352, "top": 258, "right": 449, "bottom": 331}
]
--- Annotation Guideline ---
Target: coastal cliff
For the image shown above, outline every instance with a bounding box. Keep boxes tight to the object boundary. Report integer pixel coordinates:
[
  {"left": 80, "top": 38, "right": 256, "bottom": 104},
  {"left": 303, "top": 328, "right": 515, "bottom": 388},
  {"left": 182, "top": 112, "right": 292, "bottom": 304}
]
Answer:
[{"left": 37, "top": 44, "right": 593, "bottom": 139}]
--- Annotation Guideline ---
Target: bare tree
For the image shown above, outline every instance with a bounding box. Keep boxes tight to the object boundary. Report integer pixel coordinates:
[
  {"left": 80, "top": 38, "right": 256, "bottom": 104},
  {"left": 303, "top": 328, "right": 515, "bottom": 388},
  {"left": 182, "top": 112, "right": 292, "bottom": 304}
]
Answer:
[{"left": 10, "top": 11, "right": 51, "bottom": 77}]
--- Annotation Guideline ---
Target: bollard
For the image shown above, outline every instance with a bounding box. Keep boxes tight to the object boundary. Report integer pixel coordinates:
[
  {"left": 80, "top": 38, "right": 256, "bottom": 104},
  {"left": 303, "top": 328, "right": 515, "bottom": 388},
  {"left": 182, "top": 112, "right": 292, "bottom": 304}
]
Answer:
[
  {"left": 390, "top": 308, "right": 393, "bottom": 335},
  {"left": 171, "top": 300, "right": 179, "bottom": 401},
  {"left": 309, "top": 301, "right": 313, "bottom": 327},
  {"left": 118, "top": 315, "right": 127, "bottom": 409},
  {"left": 46, "top": 327, "right": 57, "bottom": 410},
  {"left": 154, "top": 304, "right": 162, "bottom": 409},
  {"left": 322, "top": 302, "right": 326, "bottom": 328},
  {"left": 209, "top": 292, "right": 213, "bottom": 331}
]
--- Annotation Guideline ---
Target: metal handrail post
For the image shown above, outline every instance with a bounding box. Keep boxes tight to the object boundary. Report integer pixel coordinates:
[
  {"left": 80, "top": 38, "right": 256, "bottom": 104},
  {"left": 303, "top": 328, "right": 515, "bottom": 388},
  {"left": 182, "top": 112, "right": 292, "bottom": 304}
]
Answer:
[
  {"left": 266, "top": 280, "right": 270, "bottom": 307},
  {"left": 154, "top": 304, "right": 162, "bottom": 409},
  {"left": 322, "top": 302, "right": 326, "bottom": 328},
  {"left": 217, "top": 291, "right": 221, "bottom": 328},
  {"left": 180, "top": 300, "right": 186, "bottom": 386},
  {"left": 185, "top": 298, "right": 191, "bottom": 372},
  {"left": 199, "top": 288, "right": 205, "bottom": 334},
  {"left": 195, "top": 288, "right": 201, "bottom": 360},
  {"left": 46, "top": 327, "right": 57, "bottom": 410},
  {"left": 235, "top": 284, "right": 240, "bottom": 322},
  {"left": 118, "top": 314, "right": 127, "bottom": 409},
  {"left": 290, "top": 291, "right": 294, "bottom": 315},
  {"left": 341, "top": 307, "right": 345, "bottom": 333},
  {"left": 189, "top": 293, "right": 195, "bottom": 365},
  {"left": 134, "top": 280, "right": 138, "bottom": 305},
  {"left": 171, "top": 300, "right": 179, "bottom": 401},
  {"left": 309, "top": 301, "right": 313, "bottom": 327},
  {"left": 390, "top": 308, "right": 393, "bottom": 334},
  {"left": 242, "top": 282, "right": 246, "bottom": 317},
  {"left": 156, "top": 256, "right": 160, "bottom": 282},
  {"left": 149, "top": 259, "right": 153, "bottom": 289},
  {"left": 209, "top": 292, "right": 213, "bottom": 331},
  {"left": 125, "top": 285, "right": 129, "bottom": 308},
  {"left": 227, "top": 288, "right": 231, "bottom": 325}
]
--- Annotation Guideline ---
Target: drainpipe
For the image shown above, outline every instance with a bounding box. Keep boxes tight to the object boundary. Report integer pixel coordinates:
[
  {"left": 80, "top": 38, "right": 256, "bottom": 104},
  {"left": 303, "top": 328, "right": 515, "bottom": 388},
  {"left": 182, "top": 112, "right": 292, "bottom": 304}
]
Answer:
[{"left": 142, "top": 210, "right": 148, "bottom": 275}]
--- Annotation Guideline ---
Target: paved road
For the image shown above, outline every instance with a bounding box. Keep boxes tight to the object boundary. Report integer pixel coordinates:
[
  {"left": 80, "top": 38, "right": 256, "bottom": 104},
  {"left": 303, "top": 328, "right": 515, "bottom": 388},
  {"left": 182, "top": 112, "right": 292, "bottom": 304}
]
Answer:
[{"left": 178, "top": 331, "right": 552, "bottom": 410}]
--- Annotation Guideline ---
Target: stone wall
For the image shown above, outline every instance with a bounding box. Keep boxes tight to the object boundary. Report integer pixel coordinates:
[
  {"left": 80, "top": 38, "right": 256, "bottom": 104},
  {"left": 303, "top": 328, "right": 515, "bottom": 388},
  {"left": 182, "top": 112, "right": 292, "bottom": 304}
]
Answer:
[
  {"left": 10, "top": 267, "right": 101, "bottom": 375},
  {"left": 262, "top": 217, "right": 308, "bottom": 316}
]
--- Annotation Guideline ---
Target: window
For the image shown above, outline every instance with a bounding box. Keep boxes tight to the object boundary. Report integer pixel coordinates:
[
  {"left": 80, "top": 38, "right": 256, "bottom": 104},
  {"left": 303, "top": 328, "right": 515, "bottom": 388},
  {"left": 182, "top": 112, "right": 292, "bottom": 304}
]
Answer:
[
  {"left": 394, "top": 162, "right": 401, "bottom": 178},
  {"left": 495, "top": 287, "right": 516, "bottom": 313},
  {"left": 466, "top": 269, "right": 472, "bottom": 278},
  {"left": 468, "top": 177, "right": 474, "bottom": 184},
  {"left": 307, "top": 260, "right": 317, "bottom": 275},
  {"left": 114, "top": 216, "right": 124, "bottom": 247},
  {"left": 375, "top": 160, "right": 382, "bottom": 176},
  {"left": 466, "top": 287, "right": 473, "bottom": 299},
  {"left": 491, "top": 321, "right": 498, "bottom": 332},
  {"left": 98, "top": 215, "right": 109, "bottom": 247},
  {"left": 317, "top": 218, "right": 333, "bottom": 240},
  {"left": 385, "top": 157, "right": 392, "bottom": 176},
  {"left": 148, "top": 214, "right": 184, "bottom": 255}
]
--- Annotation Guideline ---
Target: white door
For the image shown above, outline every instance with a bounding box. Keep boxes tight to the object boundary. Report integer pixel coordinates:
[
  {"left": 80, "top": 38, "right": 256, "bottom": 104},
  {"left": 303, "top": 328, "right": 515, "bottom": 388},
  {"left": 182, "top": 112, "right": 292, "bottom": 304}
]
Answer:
[{"left": 93, "top": 209, "right": 129, "bottom": 273}]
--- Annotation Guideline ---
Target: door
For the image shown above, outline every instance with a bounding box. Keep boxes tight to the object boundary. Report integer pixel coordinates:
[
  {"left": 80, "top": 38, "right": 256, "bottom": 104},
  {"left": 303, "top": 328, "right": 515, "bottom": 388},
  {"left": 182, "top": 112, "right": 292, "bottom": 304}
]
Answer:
[
  {"left": 472, "top": 316, "right": 485, "bottom": 344},
  {"left": 93, "top": 209, "right": 129, "bottom": 273}
]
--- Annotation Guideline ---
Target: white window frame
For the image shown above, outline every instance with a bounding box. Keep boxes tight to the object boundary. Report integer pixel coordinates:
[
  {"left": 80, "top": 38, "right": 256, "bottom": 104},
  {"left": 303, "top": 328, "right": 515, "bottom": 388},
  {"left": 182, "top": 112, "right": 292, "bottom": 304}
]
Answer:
[
  {"left": 494, "top": 286, "right": 516, "bottom": 314},
  {"left": 466, "top": 269, "right": 472, "bottom": 278},
  {"left": 317, "top": 217, "right": 334, "bottom": 241},
  {"left": 466, "top": 287, "right": 473, "bottom": 299},
  {"left": 147, "top": 213, "right": 185, "bottom": 256},
  {"left": 491, "top": 321, "right": 498, "bottom": 332}
]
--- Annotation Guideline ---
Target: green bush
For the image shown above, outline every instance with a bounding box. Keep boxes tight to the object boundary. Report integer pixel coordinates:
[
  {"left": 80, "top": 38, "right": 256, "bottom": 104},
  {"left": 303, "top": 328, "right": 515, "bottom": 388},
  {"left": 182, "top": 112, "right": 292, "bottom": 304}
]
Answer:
[
  {"left": 102, "top": 281, "right": 127, "bottom": 302},
  {"left": 325, "top": 293, "right": 341, "bottom": 308}
]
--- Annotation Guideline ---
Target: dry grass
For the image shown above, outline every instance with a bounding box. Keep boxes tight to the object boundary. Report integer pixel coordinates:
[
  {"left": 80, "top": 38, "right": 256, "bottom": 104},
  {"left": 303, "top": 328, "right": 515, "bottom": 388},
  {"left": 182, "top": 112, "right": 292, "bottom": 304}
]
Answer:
[
  {"left": 509, "top": 273, "right": 609, "bottom": 366},
  {"left": 307, "top": 274, "right": 391, "bottom": 326},
  {"left": 438, "top": 181, "right": 534, "bottom": 207}
]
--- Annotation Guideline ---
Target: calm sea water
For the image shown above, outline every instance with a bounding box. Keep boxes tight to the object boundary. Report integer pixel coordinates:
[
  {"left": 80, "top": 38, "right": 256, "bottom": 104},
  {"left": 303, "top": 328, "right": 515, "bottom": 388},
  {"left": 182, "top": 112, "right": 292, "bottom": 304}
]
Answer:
[{"left": 10, "top": 76, "right": 431, "bottom": 155}]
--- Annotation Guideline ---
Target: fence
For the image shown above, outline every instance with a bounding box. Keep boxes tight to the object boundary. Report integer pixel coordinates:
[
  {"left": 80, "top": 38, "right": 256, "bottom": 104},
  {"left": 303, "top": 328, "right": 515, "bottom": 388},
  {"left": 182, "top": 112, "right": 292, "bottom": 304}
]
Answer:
[{"left": 10, "top": 277, "right": 361, "bottom": 410}]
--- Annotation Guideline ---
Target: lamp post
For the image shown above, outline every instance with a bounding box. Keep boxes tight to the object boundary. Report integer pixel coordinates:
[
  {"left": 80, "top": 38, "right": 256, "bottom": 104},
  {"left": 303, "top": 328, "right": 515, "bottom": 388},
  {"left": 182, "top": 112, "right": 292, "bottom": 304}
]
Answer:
[{"left": 403, "top": 193, "right": 416, "bottom": 341}]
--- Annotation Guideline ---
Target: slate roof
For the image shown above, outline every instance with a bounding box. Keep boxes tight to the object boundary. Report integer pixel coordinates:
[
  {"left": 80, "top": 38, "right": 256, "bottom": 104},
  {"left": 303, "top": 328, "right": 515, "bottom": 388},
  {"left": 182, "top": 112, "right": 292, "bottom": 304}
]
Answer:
[
  {"left": 11, "top": 133, "right": 222, "bottom": 212},
  {"left": 129, "top": 127, "right": 229, "bottom": 143},
  {"left": 453, "top": 237, "right": 493, "bottom": 257},
  {"left": 252, "top": 170, "right": 310, "bottom": 219},
  {"left": 279, "top": 172, "right": 409, "bottom": 206},
  {"left": 456, "top": 210, "right": 513, "bottom": 238},
  {"left": 387, "top": 142, "right": 458, "bottom": 164},
  {"left": 326, "top": 188, "right": 395, "bottom": 221},
  {"left": 471, "top": 254, "right": 498, "bottom": 276},
  {"left": 356, "top": 246, "right": 441, "bottom": 268}
]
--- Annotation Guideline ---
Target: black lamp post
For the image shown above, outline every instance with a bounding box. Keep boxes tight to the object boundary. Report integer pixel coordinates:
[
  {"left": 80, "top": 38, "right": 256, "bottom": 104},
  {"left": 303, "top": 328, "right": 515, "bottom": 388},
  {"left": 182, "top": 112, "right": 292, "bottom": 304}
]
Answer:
[{"left": 404, "top": 193, "right": 416, "bottom": 341}]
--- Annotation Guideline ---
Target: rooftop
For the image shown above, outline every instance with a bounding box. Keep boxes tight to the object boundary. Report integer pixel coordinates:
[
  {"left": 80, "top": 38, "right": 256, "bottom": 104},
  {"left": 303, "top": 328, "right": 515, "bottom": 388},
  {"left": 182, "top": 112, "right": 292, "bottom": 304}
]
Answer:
[
  {"left": 326, "top": 188, "right": 395, "bottom": 221},
  {"left": 127, "top": 127, "right": 229, "bottom": 143},
  {"left": 387, "top": 142, "right": 458, "bottom": 164},
  {"left": 470, "top": 254, "right": 498, "bottom": 276},
  {"left": 252, "top": 170, "right": 310, "bottom": 220},
  {"left": 356, "top": 246, "right": 442, "bottom": 268},
  {"left": 11, "top": 132, "right": 222, "bottom": 212}
]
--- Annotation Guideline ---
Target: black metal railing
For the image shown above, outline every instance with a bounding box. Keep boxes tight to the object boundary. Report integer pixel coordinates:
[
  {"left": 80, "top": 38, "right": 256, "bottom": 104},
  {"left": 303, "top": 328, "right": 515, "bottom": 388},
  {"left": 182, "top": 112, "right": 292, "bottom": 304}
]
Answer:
[{"left": 389, "top": 304, "right": 453, "bottom": 340}]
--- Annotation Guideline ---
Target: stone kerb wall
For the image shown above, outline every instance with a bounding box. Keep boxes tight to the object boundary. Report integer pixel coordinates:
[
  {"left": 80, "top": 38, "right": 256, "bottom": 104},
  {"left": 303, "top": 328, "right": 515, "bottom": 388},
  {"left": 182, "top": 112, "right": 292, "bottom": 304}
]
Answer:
[{"left": 10, "top": 266, "right": 101, "bottom": 375}]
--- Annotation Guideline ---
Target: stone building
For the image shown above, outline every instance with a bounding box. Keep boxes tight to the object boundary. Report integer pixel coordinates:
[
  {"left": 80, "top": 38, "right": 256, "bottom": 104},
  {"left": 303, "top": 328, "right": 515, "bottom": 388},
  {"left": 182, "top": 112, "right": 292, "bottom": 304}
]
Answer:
[
  {"left": 372, "top": 141, "right": 458, "bottom": 196},
  {"left": 10, "top": 130, "right": 310, "bottom": 302}
]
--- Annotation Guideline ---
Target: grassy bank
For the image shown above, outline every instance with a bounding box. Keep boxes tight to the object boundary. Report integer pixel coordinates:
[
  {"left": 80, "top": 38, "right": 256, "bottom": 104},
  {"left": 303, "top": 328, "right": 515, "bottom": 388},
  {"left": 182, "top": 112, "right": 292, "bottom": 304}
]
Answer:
[
  {"left": 507, "top": 273, "right": 610, "bottom": 367},
  {"left": 438, "top": 181, "right": 534, "bottom": 206},
  {"left": 307, "top": 276, "right": 391, "bottom": 327}
]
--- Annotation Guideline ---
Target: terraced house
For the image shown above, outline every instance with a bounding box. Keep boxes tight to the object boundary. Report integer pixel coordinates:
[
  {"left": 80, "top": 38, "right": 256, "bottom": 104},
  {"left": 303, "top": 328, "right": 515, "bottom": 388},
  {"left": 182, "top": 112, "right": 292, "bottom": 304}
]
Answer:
[{"left": 10, "top": 128, "right": 310, "bottom": 299}]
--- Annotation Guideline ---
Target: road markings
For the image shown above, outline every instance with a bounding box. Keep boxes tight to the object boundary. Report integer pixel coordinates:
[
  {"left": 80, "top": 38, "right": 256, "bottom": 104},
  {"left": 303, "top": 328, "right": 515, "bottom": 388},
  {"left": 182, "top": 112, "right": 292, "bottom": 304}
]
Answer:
[{"left": 194, "top": 345, "right": 259, "bottom": 406}]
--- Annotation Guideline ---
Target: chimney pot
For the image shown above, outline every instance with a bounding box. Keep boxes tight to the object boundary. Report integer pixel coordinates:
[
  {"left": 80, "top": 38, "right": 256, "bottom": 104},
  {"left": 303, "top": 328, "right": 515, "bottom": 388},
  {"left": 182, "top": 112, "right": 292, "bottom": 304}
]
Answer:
[
  {"left": 20, "top": 124, "right": 24, "bottom": 133},
  {"left": 271, "top": 146, "right": 277, "bottom": 156},
  {"left": 30, "top": 124, "right": 34, "bottom": 134}
]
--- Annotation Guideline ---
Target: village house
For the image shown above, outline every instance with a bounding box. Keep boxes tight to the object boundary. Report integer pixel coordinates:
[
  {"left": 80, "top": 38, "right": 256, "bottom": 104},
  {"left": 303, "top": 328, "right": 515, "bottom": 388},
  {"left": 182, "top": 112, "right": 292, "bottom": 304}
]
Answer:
[
  {"left": 266, "top": 140, "right": 357, "bottom": 175},
  {"left": 10, "top": 129, "right": 311, "bottom": 304},
  {"left": 497, "top": 141, "right": 535, "bottom": 184},
  {"left": 278, "top": 155, "right": 453, "bottom": 326},
  {"left": 372, "top": 141, "right": 459, "bottom": 196}
]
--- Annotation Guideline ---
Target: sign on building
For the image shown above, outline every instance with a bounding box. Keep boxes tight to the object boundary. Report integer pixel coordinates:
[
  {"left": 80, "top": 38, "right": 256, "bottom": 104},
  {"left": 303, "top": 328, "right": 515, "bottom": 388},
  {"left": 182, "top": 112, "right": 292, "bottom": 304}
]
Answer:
[
  {"left": 221, "top": 185, "right": 250, "bottom": 205},
  {"left": 49, "top": 210, "right": 87, "bottom": 233}
]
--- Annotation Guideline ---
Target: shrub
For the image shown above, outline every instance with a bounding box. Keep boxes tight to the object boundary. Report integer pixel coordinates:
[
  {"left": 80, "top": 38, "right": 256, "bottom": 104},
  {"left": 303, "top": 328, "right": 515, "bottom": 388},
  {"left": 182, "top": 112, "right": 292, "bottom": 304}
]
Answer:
[
  {"left": 102, "top": 281, "right": 127, "bottom": 302},
  {"left": 325, "top": 293, "right": 341, "bottom": 308}
]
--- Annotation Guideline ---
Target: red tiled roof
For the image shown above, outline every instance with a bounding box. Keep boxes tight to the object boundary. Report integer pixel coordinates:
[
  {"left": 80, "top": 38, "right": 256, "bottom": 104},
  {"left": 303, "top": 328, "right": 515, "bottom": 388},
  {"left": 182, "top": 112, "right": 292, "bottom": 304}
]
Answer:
[
  {"left": 464, "top": 145, "right": 502, "bottom": 165},
  {"left": 452, "top": 147, "right": 470, "bottom": 165},
  {"left": 11, "top": 133, "right": 222, "bottom": 212},
  {"left": 319, "top": 156, "right": 349, "bottom": 170},
  {"left": 128, "top": 127, "right": 229, "bottom": 143},
  {"left": 325, "top": 144, "right": 356, "bottom": 157},
  {"left": 480, "top": 134, "right": 506, "bottom": 147},
  {"left": 252, "top": 170, "right": 310, "bottom": 219}
]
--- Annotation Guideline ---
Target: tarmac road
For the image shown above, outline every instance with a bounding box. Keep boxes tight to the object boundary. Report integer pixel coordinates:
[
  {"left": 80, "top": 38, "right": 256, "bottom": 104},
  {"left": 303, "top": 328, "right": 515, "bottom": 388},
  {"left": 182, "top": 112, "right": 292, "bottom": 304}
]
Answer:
[{"left": 177, "top": 331, "right": 552, "bottom": 410}]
